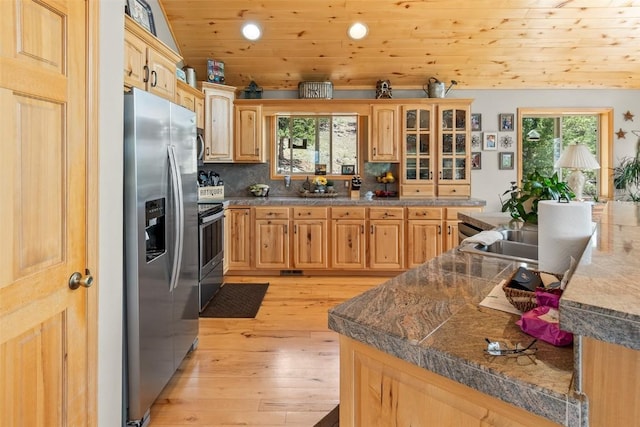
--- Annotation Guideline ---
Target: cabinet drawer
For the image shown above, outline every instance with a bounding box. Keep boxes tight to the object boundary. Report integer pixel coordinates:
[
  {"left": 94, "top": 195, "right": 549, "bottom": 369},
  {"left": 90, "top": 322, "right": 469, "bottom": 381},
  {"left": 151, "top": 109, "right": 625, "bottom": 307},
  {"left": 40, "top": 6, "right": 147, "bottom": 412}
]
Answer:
[
  {"left": 407, "top": 207, "right": 443, "bottom": 220},
  {"left": 254, "top": 207, "right": 290, "bottom": 219},
  {"left": 369, "top": 207, "right": 405, "bottom": 220},
  {"left": 400, "top": 184, "right": 435, "bottom": 198},
  {"left": 293, "top": 207, "right": 328, "bottom": 219},
  {"left": 445, "top": 206, "right": 483, "bottom": 220},
  {"left": 438, "top": 185, "right": 470, "bottom": 198},
  {"left": 332, "top": 207, "right": 366, "bottom": 220}
]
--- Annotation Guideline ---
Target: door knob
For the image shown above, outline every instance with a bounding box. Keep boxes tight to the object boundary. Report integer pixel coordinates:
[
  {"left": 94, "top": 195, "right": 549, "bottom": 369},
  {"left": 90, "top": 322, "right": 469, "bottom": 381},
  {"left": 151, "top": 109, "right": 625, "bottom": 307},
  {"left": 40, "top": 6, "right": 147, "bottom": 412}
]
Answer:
[{"left": 69, "top": 270, "right": 94, "bottom": 290}]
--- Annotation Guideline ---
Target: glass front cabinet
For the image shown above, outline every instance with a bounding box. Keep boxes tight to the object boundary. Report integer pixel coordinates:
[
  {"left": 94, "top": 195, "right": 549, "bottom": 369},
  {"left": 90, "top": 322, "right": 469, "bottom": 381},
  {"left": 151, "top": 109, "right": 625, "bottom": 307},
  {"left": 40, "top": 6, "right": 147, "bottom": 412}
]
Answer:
[
  {"left": 401, "top": 101, "right": 471, "bottom": 198},
  {"left": 401, "top": 105, "right": 436, "bottom": 197}
]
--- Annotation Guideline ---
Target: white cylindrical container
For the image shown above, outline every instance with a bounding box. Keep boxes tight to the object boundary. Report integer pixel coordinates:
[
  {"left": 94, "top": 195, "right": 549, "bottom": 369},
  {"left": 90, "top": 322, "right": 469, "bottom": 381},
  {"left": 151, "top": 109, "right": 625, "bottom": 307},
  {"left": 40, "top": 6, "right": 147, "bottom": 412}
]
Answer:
[
  {"left": 538, "top": 200, "right": 593, "bottom": 275},
  {"left": 184, "top": 67, "right": 196, "bottom": 87}
]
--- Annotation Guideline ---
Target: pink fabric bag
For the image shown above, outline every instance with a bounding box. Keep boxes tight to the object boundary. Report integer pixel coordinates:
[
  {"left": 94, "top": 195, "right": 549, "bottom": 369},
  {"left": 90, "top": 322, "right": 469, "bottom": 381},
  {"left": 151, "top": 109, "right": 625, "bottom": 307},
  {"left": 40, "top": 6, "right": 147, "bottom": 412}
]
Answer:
[{"left": 516, "top": 290, "right": 573, "bottom": 346}]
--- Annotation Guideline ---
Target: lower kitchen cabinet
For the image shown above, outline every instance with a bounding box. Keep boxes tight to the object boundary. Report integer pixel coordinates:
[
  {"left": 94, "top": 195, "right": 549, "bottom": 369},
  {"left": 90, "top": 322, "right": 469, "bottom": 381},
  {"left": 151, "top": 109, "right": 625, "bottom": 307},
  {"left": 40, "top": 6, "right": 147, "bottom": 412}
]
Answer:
[
  {"left": 292, "top": 207, "right": 328, "bottom": 269},
  {"left": 443, "top": 207, "right": 483, "bottom": 252},
  {"left": 369, "top": 207, "right": 405, "bottom": 270},
  {"left": 331, "top": 207, "right": 367, "bottom": 270},
  {"left": 254, "top": 207, "right": 290, "bottom": 269},
  {"left": 339, "top": 336, "right": 562, "bottom": 427},
  {"left": 225, "top": 204, "right": 482, "bottom": 274},
  {"left": 225, "top": 208, "right": 252, "bottom": 270},
  {"left": 407, "top": 207, "right": 443, "bottom": 268}
]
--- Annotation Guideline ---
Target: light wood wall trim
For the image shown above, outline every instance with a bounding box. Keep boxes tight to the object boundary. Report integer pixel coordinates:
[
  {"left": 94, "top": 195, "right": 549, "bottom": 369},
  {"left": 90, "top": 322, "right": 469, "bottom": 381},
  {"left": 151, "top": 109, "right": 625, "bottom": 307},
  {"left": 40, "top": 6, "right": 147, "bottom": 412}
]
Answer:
[
  {"left": 516, "top": 107, "right": 613, "bottom": 199},
  {"left": 236, "top": 98, "right": 475, "bottom": 117}
]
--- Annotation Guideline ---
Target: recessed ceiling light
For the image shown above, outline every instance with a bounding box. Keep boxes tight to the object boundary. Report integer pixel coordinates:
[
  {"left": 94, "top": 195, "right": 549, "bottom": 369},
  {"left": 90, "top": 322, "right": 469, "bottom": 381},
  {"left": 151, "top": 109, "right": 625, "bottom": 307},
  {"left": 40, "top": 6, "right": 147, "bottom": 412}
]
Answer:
[
  {"left": 348, "top": 22, "right": 368, "bottom": 40},
  {"left": 242, "top": 23, "right": 262, "bottom": 41}
]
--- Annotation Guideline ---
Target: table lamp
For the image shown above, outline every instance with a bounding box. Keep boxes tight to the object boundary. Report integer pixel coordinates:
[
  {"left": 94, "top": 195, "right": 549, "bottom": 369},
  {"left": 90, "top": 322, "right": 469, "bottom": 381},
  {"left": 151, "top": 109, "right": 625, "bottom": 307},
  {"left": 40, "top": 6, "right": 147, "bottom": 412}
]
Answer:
[{"left": 554, "top": 143, "right": 600, "bottom": 201}]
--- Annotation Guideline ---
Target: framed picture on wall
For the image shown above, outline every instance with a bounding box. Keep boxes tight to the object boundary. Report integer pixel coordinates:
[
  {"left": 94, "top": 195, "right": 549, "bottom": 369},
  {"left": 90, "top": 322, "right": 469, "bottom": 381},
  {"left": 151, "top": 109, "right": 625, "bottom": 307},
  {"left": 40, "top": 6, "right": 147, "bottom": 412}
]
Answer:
[
  {"left": 471, "top": 113, "right": 482, "bottom": 131},
  {"left": 471, "top": 152, "right": 482, "bottom": 170},
  {"left": 483, "top": 132, "right": 497, "bottom": 150},
  {"left": 499, "top": 113, "right": 514, "bottom": 131},
  {"left": 126, "top": 0, "right": 156, "bottom": 35},
  {"left": 499, "top": 152, "right": 514, "bottom": 170},
  {"left": 341, "top": 164, "right": 355, "bottom": 175}
]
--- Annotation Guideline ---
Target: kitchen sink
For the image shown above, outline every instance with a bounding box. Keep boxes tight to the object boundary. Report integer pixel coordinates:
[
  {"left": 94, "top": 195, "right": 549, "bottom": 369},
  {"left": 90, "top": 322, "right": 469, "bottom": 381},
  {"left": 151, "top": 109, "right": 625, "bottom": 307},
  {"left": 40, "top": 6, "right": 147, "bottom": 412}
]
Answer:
[
  {"left": 497, "top": 228, "right": 538, "bottom": 245},
  {"left": 458, "top": 228, "right": 539, "bottom": 265}
]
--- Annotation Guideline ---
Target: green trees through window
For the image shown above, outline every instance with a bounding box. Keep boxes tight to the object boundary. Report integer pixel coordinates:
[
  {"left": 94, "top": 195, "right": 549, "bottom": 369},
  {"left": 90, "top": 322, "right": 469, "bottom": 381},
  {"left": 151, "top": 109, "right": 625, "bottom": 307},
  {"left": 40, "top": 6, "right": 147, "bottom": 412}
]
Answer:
[
  {"left": 521, "top": 115, "right": 599, "bottom": 199},
  {"left": 275, "top": 115, "right": 359, "bottom": 176}
]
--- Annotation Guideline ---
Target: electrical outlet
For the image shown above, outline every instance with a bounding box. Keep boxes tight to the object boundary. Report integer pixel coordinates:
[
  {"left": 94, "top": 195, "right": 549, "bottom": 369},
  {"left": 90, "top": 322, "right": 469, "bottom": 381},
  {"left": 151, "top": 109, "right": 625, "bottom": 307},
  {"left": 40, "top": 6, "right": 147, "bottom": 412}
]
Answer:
[{"left": 344, "top": 180, "right": 350, "bottom": 188}]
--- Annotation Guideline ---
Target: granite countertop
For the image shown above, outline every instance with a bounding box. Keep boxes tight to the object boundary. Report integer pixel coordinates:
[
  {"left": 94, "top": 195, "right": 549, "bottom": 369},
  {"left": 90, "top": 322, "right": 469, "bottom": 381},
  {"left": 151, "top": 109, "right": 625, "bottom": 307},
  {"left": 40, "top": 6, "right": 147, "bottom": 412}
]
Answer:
[
  {"left": 460, "top": 203, "right": 640, "bottom": 351},
  {"left": 209, "top": 196, "right": 486, "bottom": 207},
  {"left": 559, "top": 202, "right": 640, "bottom": 351},
  {"left": 329, "top": 218, "right": 587, "bottom": 426}
]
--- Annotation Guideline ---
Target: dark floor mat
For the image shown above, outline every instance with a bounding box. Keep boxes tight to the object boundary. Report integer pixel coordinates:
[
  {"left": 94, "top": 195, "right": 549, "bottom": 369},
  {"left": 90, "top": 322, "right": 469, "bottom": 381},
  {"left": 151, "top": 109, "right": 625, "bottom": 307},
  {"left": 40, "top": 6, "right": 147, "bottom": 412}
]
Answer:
[
  {"left": 314, "top": 405, "right": 339, "bottom": 427},
  {"left": 199, "top": 283, "right": 269, "bottom": 318}
]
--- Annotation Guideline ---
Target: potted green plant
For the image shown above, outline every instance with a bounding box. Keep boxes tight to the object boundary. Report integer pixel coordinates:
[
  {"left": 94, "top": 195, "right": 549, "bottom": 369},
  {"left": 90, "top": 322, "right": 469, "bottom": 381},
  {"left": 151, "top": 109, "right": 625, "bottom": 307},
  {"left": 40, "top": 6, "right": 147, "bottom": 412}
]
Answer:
[
  {"left": 500, "top": 170, "right": 575, "bottom": 224},
  {"left": 613, "top": 152, "right": 640, "bottom": 201}
]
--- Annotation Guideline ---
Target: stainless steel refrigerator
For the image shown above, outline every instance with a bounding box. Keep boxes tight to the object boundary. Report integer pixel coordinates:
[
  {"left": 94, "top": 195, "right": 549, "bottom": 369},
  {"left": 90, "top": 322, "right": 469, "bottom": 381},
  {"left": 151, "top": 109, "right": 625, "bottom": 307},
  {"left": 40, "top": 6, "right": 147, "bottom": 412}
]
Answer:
[{"left": 123, "top": 88, "right": 199, "bottom": 427}]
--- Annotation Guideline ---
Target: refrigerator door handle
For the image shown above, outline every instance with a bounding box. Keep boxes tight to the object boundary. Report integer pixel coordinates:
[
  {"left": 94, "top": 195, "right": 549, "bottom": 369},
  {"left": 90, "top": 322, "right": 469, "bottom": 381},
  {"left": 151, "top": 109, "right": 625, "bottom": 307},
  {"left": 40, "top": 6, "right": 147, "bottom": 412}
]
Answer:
[{"left": 167, "top": 145, "right": 185, "bottom": 291}]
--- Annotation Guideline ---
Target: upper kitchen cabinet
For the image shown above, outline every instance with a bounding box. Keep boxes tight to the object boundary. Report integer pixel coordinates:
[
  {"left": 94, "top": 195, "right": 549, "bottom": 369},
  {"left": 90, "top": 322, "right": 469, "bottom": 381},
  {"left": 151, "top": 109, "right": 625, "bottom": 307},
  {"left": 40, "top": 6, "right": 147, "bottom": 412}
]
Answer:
[
  {"left": 234, "top": 104, "right": 264, "bottom": 163},
  {"left": 124, "top": 15, "right": 180, "bottom": 102},
  {"left": 400, "top": 100, "right": 472, "bottom": 199},
  {"left": 400, "top": 105, "right": 436, "bottom": 197},
  {"left": 438, "top": 104, "right": 471, "bottom": 197},
  {"left": 199, "top": 82, "right": 236, "bottom": 162},
  {"left": 370, "top": 105, "right": 400, "bottom": 162},
  {"left": 175, "top": 80, "right": 205, "bottom": 129}
]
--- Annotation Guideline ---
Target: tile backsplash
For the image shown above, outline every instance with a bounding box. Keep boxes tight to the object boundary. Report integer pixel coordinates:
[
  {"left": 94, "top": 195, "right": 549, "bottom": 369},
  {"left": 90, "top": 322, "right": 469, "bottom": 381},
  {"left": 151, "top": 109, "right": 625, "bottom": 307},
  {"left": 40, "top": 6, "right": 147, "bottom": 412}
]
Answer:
[{"left": 200, "top": 162, "right": 399, "bottom": 197}]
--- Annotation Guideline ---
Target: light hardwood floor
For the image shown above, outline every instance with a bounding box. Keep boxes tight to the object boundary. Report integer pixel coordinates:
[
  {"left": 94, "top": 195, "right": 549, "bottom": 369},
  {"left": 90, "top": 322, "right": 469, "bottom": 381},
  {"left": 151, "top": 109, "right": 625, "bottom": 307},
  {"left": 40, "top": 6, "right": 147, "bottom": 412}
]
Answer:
[{"left": 148, "top": 275, "right": 387, "bottom": 427}]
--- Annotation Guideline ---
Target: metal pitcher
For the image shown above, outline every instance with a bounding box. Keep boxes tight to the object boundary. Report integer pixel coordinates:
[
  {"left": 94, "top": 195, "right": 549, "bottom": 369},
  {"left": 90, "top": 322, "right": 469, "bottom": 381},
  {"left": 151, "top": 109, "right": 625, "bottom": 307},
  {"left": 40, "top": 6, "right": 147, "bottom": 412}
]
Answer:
[{"left": 424, "top": 77, "right": 457, "bottom": 98}]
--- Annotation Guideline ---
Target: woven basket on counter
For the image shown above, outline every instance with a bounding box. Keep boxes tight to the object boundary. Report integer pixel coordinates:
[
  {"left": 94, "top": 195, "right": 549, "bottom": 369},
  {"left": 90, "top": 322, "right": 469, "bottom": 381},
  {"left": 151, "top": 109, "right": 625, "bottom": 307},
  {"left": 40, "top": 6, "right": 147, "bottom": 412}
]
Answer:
[{"left": 502, "top": 269, "right": 563, "bottom": 312}]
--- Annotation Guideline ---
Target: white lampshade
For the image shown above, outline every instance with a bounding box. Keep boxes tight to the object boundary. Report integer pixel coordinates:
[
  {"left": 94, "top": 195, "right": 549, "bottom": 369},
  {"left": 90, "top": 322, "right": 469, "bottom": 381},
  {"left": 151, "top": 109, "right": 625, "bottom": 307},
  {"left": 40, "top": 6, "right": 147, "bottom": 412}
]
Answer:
[{"left": 554, "top": 144, "right": 600, "bottom": 170}]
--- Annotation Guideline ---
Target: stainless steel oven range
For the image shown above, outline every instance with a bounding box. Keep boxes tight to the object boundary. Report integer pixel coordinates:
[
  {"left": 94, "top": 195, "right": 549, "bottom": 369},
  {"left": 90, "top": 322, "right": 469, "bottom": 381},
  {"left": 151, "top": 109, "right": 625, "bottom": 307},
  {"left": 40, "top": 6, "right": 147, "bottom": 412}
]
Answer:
[{"left": 198, "top": 202, "right": 224, "bottom": 311}]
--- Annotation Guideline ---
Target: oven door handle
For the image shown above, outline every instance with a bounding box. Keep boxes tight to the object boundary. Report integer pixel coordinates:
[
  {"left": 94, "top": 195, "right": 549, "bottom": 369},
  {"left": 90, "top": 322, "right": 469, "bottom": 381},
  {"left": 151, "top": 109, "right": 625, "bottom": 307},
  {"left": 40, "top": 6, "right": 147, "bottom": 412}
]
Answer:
[
  {"left": 201, "top": 209, "right": 224, "bottom": 224},
  {"left": 168, "top": 145, "right": 184, "bottom": 292}
]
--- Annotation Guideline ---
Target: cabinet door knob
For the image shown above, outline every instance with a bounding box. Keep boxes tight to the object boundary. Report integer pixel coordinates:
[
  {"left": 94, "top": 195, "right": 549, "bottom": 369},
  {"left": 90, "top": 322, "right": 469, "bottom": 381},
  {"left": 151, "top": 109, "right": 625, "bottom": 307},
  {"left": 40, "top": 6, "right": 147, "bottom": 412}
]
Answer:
[{"left": 143, "top": 65, "right": 149, "bottom": 82}]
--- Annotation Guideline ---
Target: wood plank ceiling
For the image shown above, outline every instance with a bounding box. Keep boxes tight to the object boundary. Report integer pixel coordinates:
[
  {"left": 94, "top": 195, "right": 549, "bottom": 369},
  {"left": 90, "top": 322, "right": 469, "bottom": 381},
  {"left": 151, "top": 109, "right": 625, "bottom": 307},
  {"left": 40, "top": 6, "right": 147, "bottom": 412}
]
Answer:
[{"left": 159, "top": 0, "right": 640, "bottom": 91}]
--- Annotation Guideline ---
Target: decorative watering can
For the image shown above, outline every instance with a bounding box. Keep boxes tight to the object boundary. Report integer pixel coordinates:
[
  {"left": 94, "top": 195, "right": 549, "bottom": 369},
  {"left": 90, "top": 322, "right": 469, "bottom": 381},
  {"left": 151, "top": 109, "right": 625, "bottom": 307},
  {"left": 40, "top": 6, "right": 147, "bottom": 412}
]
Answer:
[{"left": 424, "top": 77, "right": 457, "bottom": 98}]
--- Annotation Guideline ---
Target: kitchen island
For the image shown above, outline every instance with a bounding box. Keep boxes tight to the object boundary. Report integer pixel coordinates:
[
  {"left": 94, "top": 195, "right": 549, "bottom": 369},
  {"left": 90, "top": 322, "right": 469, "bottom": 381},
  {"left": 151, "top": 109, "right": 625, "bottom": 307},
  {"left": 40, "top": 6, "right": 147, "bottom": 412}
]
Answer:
[{"left": 329, "top": 201, "right": 640, "bottom": 426}]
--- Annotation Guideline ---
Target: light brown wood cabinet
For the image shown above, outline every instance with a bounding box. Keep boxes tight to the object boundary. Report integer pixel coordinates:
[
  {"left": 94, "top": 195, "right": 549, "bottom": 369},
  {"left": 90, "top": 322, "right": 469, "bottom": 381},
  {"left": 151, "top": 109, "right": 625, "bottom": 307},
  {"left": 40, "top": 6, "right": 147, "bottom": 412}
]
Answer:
[
  {"left": 254, "top": 207, "right": 290, "bottom": 269},
  {"left": 443, "top": 207, "right": 482, "bottom": 252},
  {"left": 199, "top": 82, "right": 236, "bottom": 162},
  {"left": 400, "top": 101, "right": 472, "bottom": 198},
  {"left": 368, "top": 207, "right": 405, "bottom": 270},
  {"left": 331, "top": 208, "right": 367, "bottom": 270},
  {"left": 124, "top": 15, "right": 179, "bottom": 102},
  {"left": 226, "top": 205, "right": 481, "bottom": 274},
  {"left": 175, "top": 80, "right": 205, "bottom": 129},
  {"left": 437, "top": 104, "right": 471, "bottom": 197},
  {"left": 406, "top": 207, "right": 443, "bottom": 268},
  {"left": 370, "top": 105, "right": 400, "bottom": 162},
  {"left": 234, "top": 104, "right": 264, "bottom": 162},
  {"left": 339, "top": 336, "right": 562, "bottom": 427},
  {"left": 292, "top": 207, "right": 328, "bottom": 269},
  {"left": 400, "top": 105, "right": 436, "bottom": 197},
  {"left": 225, "top": 208, "right": 252, "bottom": 270}
]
